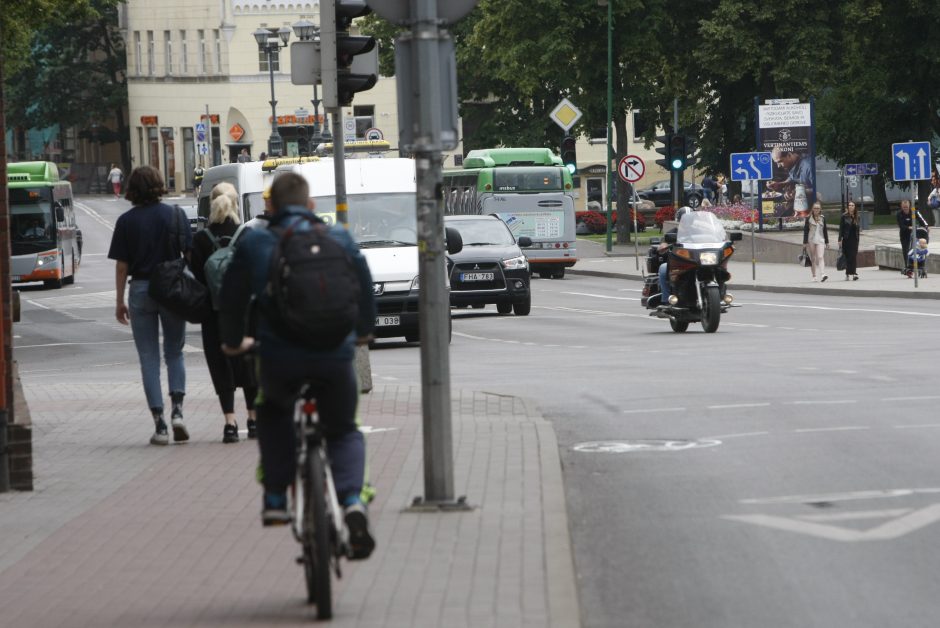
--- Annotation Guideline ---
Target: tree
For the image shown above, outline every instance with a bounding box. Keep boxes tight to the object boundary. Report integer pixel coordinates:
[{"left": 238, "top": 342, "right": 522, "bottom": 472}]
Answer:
[{"left": 5, "top": 0, "right": 128, "bottom": 171}]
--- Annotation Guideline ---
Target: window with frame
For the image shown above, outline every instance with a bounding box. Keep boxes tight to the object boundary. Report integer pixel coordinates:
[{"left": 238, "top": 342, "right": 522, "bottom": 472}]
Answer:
[
  {"left": 147, "top": 31, "right": 155, "bottom": 75},
  {"left": 198, "top": 30, "right": 206, "bottom": 74},
  {"left": 134, "top": 31, "right": 142, "bottom": 75},
  {"left": 214, "top": 29, "right": 222, "bottom": 74},
  {"left": 164, "top": 30, "right": 172, "bottom": 75},
  {"left": 180, "top": 30, "right": 188, "bottom": 74},
  {"left": 353, "top": 106, "right": 375, "bottom": 138}
]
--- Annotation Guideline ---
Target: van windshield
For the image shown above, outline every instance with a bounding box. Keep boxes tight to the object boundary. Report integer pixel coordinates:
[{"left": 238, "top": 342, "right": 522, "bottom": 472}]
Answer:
[{"left": 312, "top": 192, "right": 417, "bottom": 246}]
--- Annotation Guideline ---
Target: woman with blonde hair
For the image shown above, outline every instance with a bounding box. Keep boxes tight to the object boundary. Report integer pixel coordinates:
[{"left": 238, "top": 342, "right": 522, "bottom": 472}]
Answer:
[
  {"left": 190, "top": 184, "right": 259, "bottom": 442},
  {"left": 802, "top": 201, "right": 829, "bottom": 282}
]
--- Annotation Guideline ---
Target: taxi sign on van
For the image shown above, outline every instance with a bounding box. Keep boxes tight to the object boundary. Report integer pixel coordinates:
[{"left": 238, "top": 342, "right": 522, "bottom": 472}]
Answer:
[
  {"left": 315, "top": 139, "right": 391, "bottom": 157},
  {"left": 261, "top": 155, "right": 322, "bottom": 172}
]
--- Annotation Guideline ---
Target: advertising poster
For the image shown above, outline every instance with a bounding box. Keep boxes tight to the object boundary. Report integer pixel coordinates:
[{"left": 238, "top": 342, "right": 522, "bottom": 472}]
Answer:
[{"left": 757, "top": 101, "right": 816, "bottom": 218}]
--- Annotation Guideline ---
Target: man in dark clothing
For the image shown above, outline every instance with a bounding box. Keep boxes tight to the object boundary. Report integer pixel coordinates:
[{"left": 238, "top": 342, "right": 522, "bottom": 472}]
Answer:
[{"left": 219, "top": 173, "right": 377, "bottom": 559}]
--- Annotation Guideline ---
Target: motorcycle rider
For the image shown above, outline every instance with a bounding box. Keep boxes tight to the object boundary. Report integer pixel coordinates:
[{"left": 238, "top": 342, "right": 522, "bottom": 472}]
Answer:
[{"left": 657, "top": 206, "right": 695, "bottom": 305}]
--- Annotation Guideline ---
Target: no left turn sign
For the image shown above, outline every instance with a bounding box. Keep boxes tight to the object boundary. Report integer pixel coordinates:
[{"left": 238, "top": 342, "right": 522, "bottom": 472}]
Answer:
[{"left": 618, "top": 155, "right": 645, "bottom": 183}]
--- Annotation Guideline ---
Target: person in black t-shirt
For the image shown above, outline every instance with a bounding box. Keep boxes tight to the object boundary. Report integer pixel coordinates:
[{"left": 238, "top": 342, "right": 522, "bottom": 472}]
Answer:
[{"left": 108, "top": 166, "right": 192, "bottom": 446}]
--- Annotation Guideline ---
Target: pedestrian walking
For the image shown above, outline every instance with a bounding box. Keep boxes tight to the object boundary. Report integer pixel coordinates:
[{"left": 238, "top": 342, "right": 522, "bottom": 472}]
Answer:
[
  {"left": 897, "top": 200, "right": 929, "bottom": 274},
  {"left": 107, "top": 164, "right": 124, "bottom": 198},
  {"left": 108, "top": 166, "right": 190, "bottom": 445},
  {"left": 839, "top": 201, "right": 861, "bottom": 280},
  {"left": 802, "top": 201, "right": 829, "bottom": 282},
  {"left": 928, "top": 173, "right": 940, "bottom": 227},
  {"left": 189, "top": 183, "right": 259, "bottom": 443}
]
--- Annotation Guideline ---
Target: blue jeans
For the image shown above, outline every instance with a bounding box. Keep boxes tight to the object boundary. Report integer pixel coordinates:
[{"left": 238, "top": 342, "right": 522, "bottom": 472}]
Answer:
[
  {"left": 658, "top": 262, "right": 670, "bottom": 304},
  {"left": 128, "top": 280, "right": 186, "bottom": 411}
]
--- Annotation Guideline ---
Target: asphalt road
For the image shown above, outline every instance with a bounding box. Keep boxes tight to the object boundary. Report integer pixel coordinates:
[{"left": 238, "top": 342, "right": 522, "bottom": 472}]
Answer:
[{"left": 17, "top": 196, "right": 940, "bottom": 628}]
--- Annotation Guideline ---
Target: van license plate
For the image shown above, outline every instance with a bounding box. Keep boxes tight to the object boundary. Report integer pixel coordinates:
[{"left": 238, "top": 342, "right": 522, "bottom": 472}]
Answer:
[
  {"left": 375, "top": 315, "right": 400, "bottom": 327},
  {"left": 460, "top": 272, "right": 494, "bottom": 281}
]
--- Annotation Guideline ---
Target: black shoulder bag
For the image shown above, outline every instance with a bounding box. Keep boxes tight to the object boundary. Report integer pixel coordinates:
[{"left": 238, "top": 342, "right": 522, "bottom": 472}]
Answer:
[{"left": 147, "top": 205, "right": 209, "bottom": 323}]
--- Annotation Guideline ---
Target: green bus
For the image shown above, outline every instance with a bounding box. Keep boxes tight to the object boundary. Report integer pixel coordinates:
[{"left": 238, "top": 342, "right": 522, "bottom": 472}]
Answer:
[
  {"left": 443, "top": 147, "right": 577, "bottom": 278},
  {"left": 7, "top": 162, "right": 82, "bottom": 288}
]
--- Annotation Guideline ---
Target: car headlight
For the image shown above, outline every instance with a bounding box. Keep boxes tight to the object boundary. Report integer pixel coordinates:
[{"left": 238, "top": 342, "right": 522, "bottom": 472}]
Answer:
[
  {"left": 501, "top": 255, "right": 528, "bottom": 270},
  {"left": 410, "top": 275, "right": 420, "bottom": 291},
  {"left": 699, "top": 251, "right": 718, "bottom": 266},
  {"left": 373, "top": 283, "right": 384, "bottom": 296}
]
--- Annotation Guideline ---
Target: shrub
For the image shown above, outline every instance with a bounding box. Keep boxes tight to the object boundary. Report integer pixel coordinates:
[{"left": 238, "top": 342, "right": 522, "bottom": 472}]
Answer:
[
  {"left": 576, "top": 210, "right": 646, "bottom": 234},
  {"left": 654, "top": 206, "right": 675, "bottom": 229}
]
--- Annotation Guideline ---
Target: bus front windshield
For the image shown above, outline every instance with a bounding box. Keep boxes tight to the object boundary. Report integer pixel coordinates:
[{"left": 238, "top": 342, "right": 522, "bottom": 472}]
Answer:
[
  {"left": 491, "top": 167, "right": 564, "bottom": 192},
  {"left": 10, "top": 189, "right": 54, "bottom": 247},
  {"left": 312, "top": 192, "right": 417, "bottom": 247}
]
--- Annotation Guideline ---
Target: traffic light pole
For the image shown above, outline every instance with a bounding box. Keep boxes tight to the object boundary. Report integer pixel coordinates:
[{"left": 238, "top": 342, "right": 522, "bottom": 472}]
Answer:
[{"left": 604, "top": 0, "right": 613, "bottom": 253}]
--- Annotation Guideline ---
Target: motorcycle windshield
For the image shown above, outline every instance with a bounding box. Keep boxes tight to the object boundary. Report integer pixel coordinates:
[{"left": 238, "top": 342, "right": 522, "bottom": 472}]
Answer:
[{"left": 676, "top": 211, "right": 727, "bottom": 245}]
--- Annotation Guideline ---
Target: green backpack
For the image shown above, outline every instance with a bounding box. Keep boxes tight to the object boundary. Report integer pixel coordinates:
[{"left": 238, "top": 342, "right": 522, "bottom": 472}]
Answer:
[{"left": 202, "top": 224, "right": 248, "bottom": 310}]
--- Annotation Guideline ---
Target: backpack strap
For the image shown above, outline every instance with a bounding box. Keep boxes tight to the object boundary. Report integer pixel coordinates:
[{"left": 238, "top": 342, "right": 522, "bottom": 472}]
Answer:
[
  {"left": 203, "top": 229, "right": 221, "bottom": 251},
  {"left": 230, "top": 223, "right": 250, "bottom": 246}
]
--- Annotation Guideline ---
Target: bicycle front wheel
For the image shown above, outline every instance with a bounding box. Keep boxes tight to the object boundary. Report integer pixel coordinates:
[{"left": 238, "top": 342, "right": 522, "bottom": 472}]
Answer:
[{"left": 303, "top": 445, "right": 333, "bottom": 619}]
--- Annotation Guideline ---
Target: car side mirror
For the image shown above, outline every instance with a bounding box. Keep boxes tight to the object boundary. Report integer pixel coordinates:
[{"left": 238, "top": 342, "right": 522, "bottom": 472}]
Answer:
[
  {"left": 517, "top": 236, "right": 532, "bottom": 248},
  {"left": 54, "top": 202, "right": 65, "bottom": 223},
  {"left": 664, "top": 232, "right": 677, "bottom": 244},
  {"left": 445, "top": 227, "right": 463, "bottom": 255},
  {"left": 730, "top": 232, "right": 743, "bottom": 242}
]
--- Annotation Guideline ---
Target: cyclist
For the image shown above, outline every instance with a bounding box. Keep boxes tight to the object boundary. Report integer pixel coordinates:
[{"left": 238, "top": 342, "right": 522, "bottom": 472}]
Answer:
[{"left": 219, "top": 172, "right": 377, "bottom": 559}]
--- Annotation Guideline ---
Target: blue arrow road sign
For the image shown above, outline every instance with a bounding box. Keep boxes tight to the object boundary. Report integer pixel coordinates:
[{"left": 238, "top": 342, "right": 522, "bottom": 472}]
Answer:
[
  {"left": 730, "top": 152, "right": 773, "bottom": 181},
  {"left": 892, "top": 141, "right": 932, "bottom": 181}
]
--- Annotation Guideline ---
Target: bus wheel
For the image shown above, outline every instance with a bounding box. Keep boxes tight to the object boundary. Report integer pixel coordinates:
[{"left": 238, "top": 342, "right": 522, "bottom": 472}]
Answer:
[
  {"left": 64, "top": 254, "right": 76, "bottom": 285},
  {"left": 44, "top": 278, "right": 64, "bottom": 289}
]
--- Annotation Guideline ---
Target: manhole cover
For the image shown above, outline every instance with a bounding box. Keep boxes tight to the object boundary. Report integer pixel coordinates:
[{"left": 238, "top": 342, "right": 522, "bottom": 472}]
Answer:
[{"left": 572, "top": 439, "right": 722, "bottom": 453}]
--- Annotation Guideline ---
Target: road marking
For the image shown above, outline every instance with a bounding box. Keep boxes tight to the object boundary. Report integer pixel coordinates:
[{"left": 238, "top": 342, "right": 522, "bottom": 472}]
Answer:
[
  {"left": 621, "top": 407, "right": 686, "bottom": 414},
  {"left": 15, "top": 340, "right": 134, "bottom": 349},
  {"left": 746, "top": 301, "right": 940, "bottom": 318},
  {"left": 893, "top": 423, "right": 940, "bottom": 429},
  {"left": 797, "top": 509, "right": 911, "bottom": 522},
  {"left": 561, "top": 291, "right": 635, "bottom": 301},
  {"left": 75, "top": 201, "right": 115, "bottom": 231},
  {"left": 740, "top": 489, "right": 920, "bottom": 505},
  {"left": 793, "top": 426, "right": 870, "bottom": 433},
  {"left": 784, "top": 399, "right": 857, "bottom": 405},
  {"left": 707, "top": 402, "right": 771, "bottom": 410},
  {"left": 707, "top": 431, "right": 770, "bottom": 439},
  {"left": 360, "top": 426, "right": 399, "bottom": 434},
  {"left": 882, "top": 395, "right": 940, "bottom": 402},
  {"left": 724, "top": 504, "right": 940, "bottom": 542}
]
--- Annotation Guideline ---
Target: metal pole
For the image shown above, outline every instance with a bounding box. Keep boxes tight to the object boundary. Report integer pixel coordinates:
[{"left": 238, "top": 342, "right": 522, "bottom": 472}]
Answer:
[
  {"left": 205, "top": 104, "right": 213, "bottom": 167},
  {"left": 751, "top": 194, "right": 757, "bottom": 281},
  {"left": 0, "top": 44, "right": 11, "bottom": 491},
  {"left": 672, "top": 99, "right": 680, "bottom": 208},
  {"left": 913, "top": 187, "right": 919, "bottom": 288},
  {"left": 266, "top": 46, "right": 282, "bottom": 157},
  {"left": 331, "top": 110, "right": 347, "bottom": 224},
  {"left": 632, "top": 186, "right": 640, "bottom": 268},
  {"left": 412, "top": 0, "right": 455, "bottom": 506},
  {"left": 604, "top": 0, "right": 613, "bottom": 252}
]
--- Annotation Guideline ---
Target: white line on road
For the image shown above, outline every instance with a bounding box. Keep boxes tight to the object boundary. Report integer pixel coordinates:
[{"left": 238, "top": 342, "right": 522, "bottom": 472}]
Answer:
[
  {"left": 15, "top": 340, "right": 134, "bottom": 349},
  {"left": 893, "top": 423, "right": 940, "bottom": 429},
  {"left": 707, "top": 431, "right": 770, "bottom": 439},
  {"left": 75, "top": 201, "right": 115, "bottom": 231},
  {"left": 707, "top": 402, "right": 771, "bottom": 410},
  {"left": 745, "top": 301, "right": 940, "bottom": 317},
  {"left": 561, "top": 291, "right": 636, "bottom": 301},
  {"left": 882, "top": 395, "right": 940, "bottom": 402},
  {"left": 621, "top": 407, "right": 686, "bottom": 415},
  {"left": 793, "top": 426, "right": 870, "bottom": 433},
  {"left": 784, "top": 399, "right": 858, "bottom": 405}
]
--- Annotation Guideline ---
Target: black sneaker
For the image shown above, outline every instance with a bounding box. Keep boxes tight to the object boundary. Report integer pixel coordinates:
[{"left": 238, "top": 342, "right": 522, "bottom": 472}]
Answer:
[
  {"left": 223, "top": 422, "right": 239, "bottom": 444},
  {"left": 262, "top": 492, "right": 290, "bottom": 527},
  {"left": 246, "top": 419, "right": 258, "bottom": 439},
  {"left": 344, "top": 502, "right": 375, "bottom": 560},
  {"left": 150, "top": 417, "right": 169, "bottom": 446}
]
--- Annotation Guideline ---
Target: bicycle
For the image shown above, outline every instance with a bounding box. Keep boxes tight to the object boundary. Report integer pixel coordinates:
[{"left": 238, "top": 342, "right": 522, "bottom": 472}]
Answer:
[{"left": 290, "top": 384, "right": 348, "bottom": 620}]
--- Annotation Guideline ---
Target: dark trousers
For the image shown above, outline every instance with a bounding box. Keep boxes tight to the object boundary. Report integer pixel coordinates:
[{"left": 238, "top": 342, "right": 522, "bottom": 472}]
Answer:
[
  {"left": 256, "top": 356, "right": 363, "bottom": 502},
  {"left": 842, "top": 237, "right": 859, "bottom": 275},
  {"left": 201, "top": 315, "right": 257, "bottom": 414}
]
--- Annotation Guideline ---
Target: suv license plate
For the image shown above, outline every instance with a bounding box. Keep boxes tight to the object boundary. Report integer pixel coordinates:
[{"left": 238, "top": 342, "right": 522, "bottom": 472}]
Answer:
[
  {"left": 375, "top": 315, "right": 400, "bottom": 327},
  {"left": 460, "top": 272, "right": 494, "bottom": 281}
]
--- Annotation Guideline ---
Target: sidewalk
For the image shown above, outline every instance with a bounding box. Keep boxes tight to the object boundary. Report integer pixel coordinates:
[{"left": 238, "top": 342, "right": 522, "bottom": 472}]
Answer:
[
  {"left": 573, "top": 228, "right": 940, "bottom": 299},
  {"left": 0, "top": 380, "right": 580, "bottom": 627}
]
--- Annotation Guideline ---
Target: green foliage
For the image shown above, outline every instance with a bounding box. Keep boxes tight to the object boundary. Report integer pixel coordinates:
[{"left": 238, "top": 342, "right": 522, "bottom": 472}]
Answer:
[{"left": 4, "top": 0, "right": 126, "bottom": 138}]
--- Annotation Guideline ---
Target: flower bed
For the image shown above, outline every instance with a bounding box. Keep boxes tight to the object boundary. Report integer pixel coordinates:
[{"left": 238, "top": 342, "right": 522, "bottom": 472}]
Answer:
[
  {"left": 576, "top": 210, "right": 646, "bottom": 234},
  {"left": 697, "top": 204, "right": 804, "bottom": 231}
]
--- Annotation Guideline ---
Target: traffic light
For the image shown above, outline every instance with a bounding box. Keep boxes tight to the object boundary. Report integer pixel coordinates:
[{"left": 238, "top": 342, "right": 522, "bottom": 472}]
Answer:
[
  {"left": 561, "top": 136, "right": 577, "bottom": 174},
  {"left": 655, "top": 132, "right": 673, "bottom": 170},
  {"left": 685, "top": 136, "right": 699, "bottom": 169},
  {"left": 321, "top": 1, "right": 378, "bottom": 108},
  {"left": 669, "top": 134, "right": 687, "bottom": 171}
]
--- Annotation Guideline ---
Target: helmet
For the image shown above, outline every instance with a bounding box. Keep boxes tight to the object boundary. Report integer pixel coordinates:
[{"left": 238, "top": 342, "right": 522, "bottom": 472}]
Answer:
[{"left": 675, "top": 206, "right": 695, "bottom": 220}]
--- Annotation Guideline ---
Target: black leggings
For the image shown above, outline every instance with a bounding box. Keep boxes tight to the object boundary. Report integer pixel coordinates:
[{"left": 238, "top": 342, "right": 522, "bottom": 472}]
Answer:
[
  {"left": 842, "top": 237, "right": 859, "bottom": 275},
  {"left": 219, "top": 386, "right": 257, "bottom": 415}
]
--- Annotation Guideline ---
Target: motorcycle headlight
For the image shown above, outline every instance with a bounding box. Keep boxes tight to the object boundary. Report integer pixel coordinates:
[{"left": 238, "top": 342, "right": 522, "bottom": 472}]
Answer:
[
  {"left": 699, "top": 251, "right": 719, "bottom": 266},
  {"left": 501, "top": 255, "right": 528, "bottom": 270}
]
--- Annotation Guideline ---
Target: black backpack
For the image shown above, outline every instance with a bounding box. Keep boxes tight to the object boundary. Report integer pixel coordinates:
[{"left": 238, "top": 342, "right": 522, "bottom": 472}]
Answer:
[{"left": 265, "top": 216, "right": 360, "bottom": 350}]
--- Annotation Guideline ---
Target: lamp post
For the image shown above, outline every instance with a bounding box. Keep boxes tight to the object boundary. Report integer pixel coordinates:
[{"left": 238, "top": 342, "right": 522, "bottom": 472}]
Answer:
[
  {"left": 291, "top": 18, "right": 332, "bottom": 151},
  {"left": 253, "top": 25, "right": 291, "bottom": 157},
  {"left": 598, "top": 0, "right": 614, "bottom": 252}
]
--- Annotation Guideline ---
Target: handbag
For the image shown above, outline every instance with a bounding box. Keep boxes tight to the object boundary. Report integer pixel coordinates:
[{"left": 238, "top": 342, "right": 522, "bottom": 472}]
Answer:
[
  {"left": 147, "top": 206, "right": 209, "bottom": 324},
  {"left": 798, "top": 251, "right": 811, "bottom": 267},
  {"left": 836, "top": 252, "right": 846, "bottom": 271}
]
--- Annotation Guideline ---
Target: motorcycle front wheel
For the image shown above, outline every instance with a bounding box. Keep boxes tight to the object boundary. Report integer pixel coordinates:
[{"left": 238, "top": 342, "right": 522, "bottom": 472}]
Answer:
[{"left": 701, "top": 285, "right": 721, "bottom": 333}]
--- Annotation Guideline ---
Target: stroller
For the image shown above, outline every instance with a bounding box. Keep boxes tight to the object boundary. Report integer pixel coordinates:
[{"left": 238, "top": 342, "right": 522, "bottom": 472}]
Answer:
[{"left": 904, "top": 229, "right": 929, "bottom": 278}]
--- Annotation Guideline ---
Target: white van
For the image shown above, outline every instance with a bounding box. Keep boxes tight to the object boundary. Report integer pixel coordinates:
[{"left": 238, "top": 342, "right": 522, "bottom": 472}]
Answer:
[{"left": 275, "top": 158, "right": 445, "bottom": 343}]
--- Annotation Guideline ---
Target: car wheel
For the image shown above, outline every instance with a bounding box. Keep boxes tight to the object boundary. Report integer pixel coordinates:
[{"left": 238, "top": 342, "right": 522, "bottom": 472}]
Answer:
[
  {"left": 471, "top": 303, "right": 485, "bottom": 309},
  {"left": 551, "top": 268, "right": 565, "bottom": 279},
  {"left": 537, "top": 271, "right": 551, "bottom": 279},
  {"left": 513, "top": 295, "right": 531, "bottom": 316},
  {"left": 496, "top": 302, "right": 512, "bottom": 315}
]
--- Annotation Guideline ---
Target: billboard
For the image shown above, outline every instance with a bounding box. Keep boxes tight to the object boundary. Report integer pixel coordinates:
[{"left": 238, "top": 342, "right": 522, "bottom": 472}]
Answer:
[{"left": 757, "top": 101, "right": 815, "bottom": 218}]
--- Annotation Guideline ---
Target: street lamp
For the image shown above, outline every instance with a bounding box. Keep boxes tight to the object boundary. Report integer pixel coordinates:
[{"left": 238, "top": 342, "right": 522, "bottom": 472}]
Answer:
[
  {"left": 291, "top": 18, "right": 332, "bottom": 150},
  {"left": 253, "top": 25, "right": 292, "bottom": 157},
  {"left": 598, "top": 0, "right": 614, "bottom": 252}
]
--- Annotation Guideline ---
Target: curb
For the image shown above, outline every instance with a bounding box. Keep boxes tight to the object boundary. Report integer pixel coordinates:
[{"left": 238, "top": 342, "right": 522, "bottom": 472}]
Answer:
[{"left": 567, "top": 268, "right": 940, "bottom": 300}]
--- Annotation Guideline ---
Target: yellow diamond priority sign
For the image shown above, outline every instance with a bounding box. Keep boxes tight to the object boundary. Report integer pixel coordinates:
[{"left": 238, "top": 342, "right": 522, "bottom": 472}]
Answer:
[{"left": 550, "top": 98, "right": 583, "bottom": 132}]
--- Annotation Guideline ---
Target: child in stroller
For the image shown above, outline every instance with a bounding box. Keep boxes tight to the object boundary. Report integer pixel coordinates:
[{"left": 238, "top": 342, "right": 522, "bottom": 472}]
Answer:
[{"left": 905, "top": 236, "right": 929, "bottom": 278}]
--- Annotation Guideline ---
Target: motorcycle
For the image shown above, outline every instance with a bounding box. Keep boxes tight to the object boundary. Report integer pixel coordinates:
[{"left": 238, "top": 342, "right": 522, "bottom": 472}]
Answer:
[{"left": 641, "top": 211, "right": 743, "bottom": 333}]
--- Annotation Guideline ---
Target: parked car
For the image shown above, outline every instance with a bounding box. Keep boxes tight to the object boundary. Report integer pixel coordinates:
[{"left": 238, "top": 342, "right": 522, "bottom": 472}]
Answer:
[
  {"left": 636, "top": 179, "right": 705, "bottom": 208},
  {"left": 444, "top": 215, "right": 532, "bottom": 315},
  {"left": 177, "top": 202, "right": 205, "bottom": 233}
]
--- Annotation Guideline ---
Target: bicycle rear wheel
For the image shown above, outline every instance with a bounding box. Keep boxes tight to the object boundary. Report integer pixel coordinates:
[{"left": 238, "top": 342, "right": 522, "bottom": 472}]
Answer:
[{"left": 303, "top": 444, "right": 333, "bottom": 619}]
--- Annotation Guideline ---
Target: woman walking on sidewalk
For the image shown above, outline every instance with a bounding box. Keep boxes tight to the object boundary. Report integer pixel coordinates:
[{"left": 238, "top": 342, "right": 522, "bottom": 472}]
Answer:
[
  {"left": 189, "top": 183, "right": 259, "bottom": 443},
  {"left": 803, "top": 201, "right": 829, "bottom": 282},
  {"left": 839, "top": 201, "right": 861, "bottom": 280}
]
